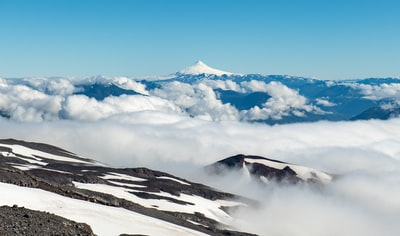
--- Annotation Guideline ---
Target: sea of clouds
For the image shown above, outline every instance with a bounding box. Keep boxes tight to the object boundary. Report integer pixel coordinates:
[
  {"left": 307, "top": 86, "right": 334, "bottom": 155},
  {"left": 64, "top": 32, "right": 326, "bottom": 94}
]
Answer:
[
  {"left": 0, "top": 76, "right": 373, "bottom": 122},
  {"left": 1, "top": 76, "right": 400, "bottom": 235}
]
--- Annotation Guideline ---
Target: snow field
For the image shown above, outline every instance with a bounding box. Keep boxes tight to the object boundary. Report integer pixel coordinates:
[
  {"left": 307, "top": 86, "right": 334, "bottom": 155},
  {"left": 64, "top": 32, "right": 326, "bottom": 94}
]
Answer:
[{"left": 0, "top": 182, "right": 208, "bottom": 236}]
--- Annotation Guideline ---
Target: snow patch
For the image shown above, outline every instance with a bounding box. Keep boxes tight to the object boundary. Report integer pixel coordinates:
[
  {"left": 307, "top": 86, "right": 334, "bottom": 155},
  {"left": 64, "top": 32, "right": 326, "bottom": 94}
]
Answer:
[
  {"left": 11, "top": 164, "right": 41, "bottom": 171},
  {"left": 101, "top": 172, "right": 147, "bottom": 182},
  {"left": 156, "top": 176, "right": 191, "bottom": 185}
]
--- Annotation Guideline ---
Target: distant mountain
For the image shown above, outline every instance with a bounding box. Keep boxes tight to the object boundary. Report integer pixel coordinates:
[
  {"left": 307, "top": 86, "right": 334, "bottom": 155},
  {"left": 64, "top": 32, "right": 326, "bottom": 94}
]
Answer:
[
  {"left": 75, "top": 83, "right": 142, "bottom": 100},
  {"left": 0, "top": 139, "right": 256, "bottom": 236},
  {"left": 351, "top": 106, "right": 400, "bottom": 120},
  {"left": 207, "top": 154, "right": 333, "bottom": 185},
  {"left": 178, "top": 60, "right": 235, "bottom": 76},
  {"left": 215, "top": 88, "right": 271, "bottom": 110}
]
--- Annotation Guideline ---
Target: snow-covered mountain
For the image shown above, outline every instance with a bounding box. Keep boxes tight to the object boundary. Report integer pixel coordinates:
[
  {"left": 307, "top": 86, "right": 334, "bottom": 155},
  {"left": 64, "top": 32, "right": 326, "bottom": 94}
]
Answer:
[{"left": 178, "top": 60, "right": 235, "bottom": 76}]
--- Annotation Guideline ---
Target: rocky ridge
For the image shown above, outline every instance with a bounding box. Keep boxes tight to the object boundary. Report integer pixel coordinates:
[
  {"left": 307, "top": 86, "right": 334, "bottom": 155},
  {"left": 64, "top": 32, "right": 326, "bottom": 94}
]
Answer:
[
  {"left": 0, "top": 139, "right": 255, "bottom": 236},
  {"left": 207, "top": 154, "right": 333, "bottom": 185}
]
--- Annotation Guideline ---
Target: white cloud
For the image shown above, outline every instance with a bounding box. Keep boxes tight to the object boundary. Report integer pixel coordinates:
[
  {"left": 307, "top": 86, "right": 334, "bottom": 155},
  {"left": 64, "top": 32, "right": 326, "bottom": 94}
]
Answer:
[
  {"left": 151, "top": 81, "right": 239, "bottom": 121},
  {"left": 352, "top": 83, "right": 400, "bottom": 100},
  {"left": 151, "top": 81, "right": 198, "bottom": 108},
  {"left": 201, "top": 79, "right": 243, "bottom": 92},
  {"left": 110, "top": 77, "right": 149, "bottom": 95},
  {"left": 62, "top": 94, "right": 181, "bottom": 121},
  {"left": 240, "top": 80, "right": 271, "bottom": 92},
  {"left": 315, "top": 98, "right": 336, "bottom": 107},
  {"left": 6, "top": 77, "right": 77, "bottom": 96},
  {"left": 240, "top": 81, "right": 324, "bottom": 120},
  {"left": 0, "top": 83, "right": 62, "bottom": 121}
]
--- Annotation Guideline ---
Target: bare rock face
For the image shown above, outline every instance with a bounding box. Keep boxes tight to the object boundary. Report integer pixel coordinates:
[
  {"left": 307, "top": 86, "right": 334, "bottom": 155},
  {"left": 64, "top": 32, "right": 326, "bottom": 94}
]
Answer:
[{"left": 0, "top": 205, "right": 95, "bottom": 236}]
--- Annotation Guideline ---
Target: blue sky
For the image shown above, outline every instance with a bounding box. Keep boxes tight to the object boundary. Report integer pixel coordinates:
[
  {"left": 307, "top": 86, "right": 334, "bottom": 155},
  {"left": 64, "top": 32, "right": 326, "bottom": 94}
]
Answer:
[{"left": 0, "top": 0, "right": 399, "bottom": 80}]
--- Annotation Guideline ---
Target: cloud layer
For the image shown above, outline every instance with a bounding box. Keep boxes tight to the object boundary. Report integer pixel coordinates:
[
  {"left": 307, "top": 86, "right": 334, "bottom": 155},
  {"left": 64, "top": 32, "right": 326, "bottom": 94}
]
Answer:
[
  {"left": 2, "top": 76, "right": 400, "bottom": 123},
  {"left": 0, "top": 76, "right": 343, "bottom": 122},
  {"left": 1, "top": 113, "right": 400, "bottom": 235}
]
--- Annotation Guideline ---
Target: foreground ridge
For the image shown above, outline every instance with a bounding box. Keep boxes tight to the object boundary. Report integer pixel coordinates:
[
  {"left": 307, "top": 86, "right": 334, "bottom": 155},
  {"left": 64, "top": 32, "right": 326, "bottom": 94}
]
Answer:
[{"left": 0, "top": 139, "right": 256, "bottom": 236}]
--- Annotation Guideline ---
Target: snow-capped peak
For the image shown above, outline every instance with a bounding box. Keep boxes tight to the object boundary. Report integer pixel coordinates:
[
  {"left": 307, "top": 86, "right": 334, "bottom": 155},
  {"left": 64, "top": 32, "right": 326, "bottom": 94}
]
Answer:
[{"left": 178, "top": 60, "right": 234, "bottom": 76}]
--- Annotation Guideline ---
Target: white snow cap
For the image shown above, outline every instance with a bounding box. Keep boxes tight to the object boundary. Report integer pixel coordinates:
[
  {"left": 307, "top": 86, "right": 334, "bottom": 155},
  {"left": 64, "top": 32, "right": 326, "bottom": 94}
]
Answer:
[{"left": 179, "top": 60, "right": 234, "bottom": 76}]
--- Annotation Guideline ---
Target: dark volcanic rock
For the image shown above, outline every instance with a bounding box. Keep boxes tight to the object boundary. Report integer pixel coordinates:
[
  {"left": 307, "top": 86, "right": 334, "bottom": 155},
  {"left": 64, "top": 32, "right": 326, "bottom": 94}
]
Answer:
[
  {"left": 0, "top": 205, "right": 95, "bottom": 236},
  {"left": 250, "top": 162, "right": 300, "bottom": 183},
  {"left": 207, "top": 154, "right": 302, "bottom": 183},
  {"left": 207, "top": 154, "right": 332, "bottom": 185}
]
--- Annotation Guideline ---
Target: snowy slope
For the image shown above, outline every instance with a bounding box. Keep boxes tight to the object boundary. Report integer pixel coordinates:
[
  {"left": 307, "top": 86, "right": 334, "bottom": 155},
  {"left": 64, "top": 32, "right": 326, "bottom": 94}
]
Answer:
[
  {"left": 0, "top": 182, "right": 207, "bottom": 236},
  {"left": 72, "top": 181, "right": 239, "bottom": 225}
]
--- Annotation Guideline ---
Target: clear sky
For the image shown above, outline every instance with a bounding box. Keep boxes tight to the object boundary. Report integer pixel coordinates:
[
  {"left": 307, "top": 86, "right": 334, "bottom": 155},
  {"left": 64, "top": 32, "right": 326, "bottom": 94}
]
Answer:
[{"left": 0, "top": 0, "right": 399, "bottom": 80}]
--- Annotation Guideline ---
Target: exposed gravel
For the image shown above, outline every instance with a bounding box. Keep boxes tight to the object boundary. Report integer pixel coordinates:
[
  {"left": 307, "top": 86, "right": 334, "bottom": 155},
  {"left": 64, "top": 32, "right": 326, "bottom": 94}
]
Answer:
[{"left": 0, "top": 205, "right": 95, "bottom": 236}]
